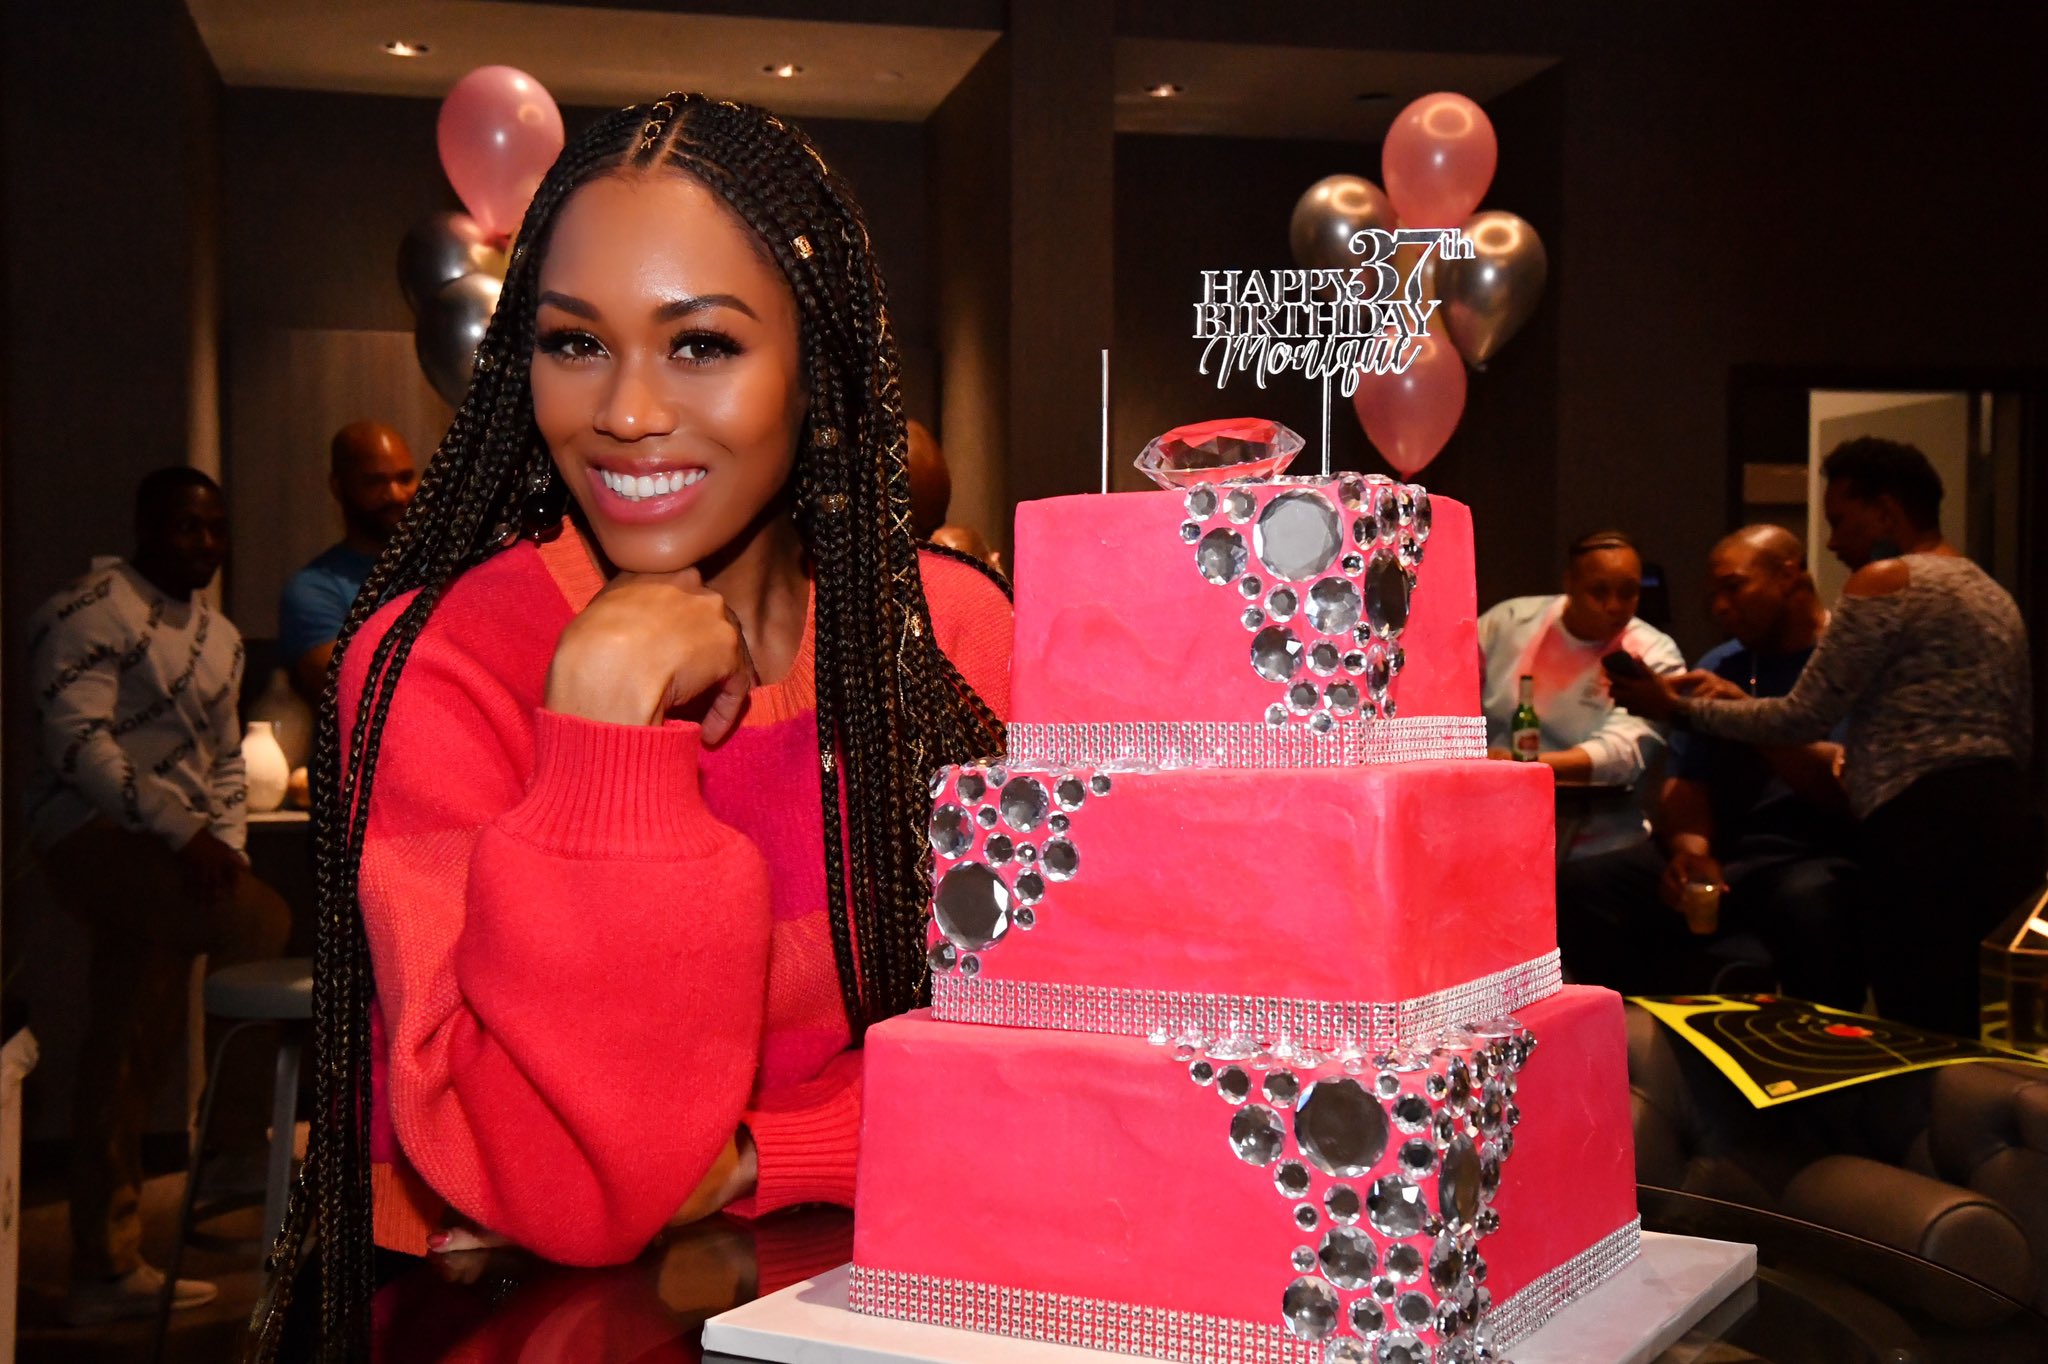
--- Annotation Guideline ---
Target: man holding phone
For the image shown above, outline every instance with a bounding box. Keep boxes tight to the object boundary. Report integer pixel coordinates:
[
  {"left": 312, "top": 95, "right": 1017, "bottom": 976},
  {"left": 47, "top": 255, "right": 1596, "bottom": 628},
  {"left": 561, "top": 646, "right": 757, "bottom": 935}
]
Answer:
[{"left": 1563, "top": 526, "right": 1860, "bottom": 1003}]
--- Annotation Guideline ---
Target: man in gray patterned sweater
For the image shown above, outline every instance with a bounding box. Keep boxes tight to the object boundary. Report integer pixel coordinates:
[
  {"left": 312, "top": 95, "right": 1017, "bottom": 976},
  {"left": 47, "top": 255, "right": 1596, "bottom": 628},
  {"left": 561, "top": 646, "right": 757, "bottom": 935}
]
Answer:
[{"left": 27, "top": 467, "right": 289, "bottom": 1324}]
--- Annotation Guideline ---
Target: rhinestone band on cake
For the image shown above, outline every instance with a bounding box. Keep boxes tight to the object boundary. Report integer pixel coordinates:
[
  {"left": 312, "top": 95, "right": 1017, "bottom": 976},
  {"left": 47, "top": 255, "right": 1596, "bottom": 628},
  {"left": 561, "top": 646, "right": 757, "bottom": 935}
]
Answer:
[
  {"left": 846, "top": 1217, "right": 1639, "bottom": 1363},
  {"left": 848, "top": 1265, "right": 1321, "bottom": 1364},
  {"left": 932, "top": 951, "right": 1562, "bottom": 1047},
  {"left": 1004, "top": 716, "right": 1487, "bottom": 771},
  {"left": 1483, "top": 1217, "right": 1642, "bottom": 1347}
]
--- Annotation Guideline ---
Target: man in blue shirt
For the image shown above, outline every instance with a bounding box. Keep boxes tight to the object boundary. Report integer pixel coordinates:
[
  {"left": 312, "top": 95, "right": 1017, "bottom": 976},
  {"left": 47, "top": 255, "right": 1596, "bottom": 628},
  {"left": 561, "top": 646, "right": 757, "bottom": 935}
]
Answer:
[
  {"left": 279, "top": 421, "right": 418, "bottom": 699},
  {"left": 1559, "top": 526, "right": 1861, "bottom": 1005}
]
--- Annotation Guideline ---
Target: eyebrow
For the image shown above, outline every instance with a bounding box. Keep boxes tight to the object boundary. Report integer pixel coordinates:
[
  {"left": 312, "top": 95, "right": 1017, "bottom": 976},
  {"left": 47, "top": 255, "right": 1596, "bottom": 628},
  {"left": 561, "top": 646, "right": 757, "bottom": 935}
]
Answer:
[{"left": 537, "top": 290, "right": 760, "bottom": 323}]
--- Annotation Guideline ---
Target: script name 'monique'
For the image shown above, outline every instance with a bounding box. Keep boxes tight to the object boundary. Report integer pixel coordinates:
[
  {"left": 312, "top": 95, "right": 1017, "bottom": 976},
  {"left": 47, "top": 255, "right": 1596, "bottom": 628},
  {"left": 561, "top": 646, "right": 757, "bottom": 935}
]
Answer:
[{"left": 1195, "top": 228, "right": 1474, "bottom": 394}]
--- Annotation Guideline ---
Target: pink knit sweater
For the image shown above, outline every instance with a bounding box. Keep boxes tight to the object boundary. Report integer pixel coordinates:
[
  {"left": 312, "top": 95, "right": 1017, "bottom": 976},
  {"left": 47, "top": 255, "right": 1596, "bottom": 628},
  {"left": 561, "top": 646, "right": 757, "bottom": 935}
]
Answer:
[{"left": 340, "top": 525, "right": 1011, "bottom": 1264}]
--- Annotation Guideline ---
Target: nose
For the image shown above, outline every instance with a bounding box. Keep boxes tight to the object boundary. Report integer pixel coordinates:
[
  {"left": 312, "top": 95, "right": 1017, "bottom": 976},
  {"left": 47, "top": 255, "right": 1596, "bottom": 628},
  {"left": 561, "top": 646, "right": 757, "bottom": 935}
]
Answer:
[{"left": 593, "top": 360, "right": 677, "bottom": 441}]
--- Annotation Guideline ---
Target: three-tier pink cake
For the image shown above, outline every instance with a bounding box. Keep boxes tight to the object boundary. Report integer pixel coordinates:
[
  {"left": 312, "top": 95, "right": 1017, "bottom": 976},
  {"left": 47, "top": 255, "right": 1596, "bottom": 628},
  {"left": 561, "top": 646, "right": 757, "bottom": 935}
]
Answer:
[{"left": 851, "top": 427, "right": 1639, "bottom": 1364}]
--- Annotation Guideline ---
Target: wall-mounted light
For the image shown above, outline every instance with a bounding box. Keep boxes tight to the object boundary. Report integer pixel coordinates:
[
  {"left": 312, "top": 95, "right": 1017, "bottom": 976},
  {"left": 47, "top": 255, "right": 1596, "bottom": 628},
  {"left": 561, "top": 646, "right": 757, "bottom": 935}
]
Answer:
[
  {"left": 1146, "top": 83, "right": 1184, "bottom": 98},
  {"left": 764, "top": 62, "right": 804, "bottom": 78},
  {"left": 382, "top": 40, "right": 430, "bottom": 58}
]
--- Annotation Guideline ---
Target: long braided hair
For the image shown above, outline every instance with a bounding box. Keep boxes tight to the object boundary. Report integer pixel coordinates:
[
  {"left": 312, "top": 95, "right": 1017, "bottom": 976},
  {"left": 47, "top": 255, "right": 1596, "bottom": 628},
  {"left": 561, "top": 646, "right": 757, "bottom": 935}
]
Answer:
[{"left": 250, "top": 94, "right": 1006, "bottom": 1360}]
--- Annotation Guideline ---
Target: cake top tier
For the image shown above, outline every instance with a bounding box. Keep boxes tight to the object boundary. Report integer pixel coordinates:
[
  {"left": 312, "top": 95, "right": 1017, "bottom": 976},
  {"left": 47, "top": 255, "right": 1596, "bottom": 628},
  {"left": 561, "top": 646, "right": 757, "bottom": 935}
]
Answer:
[{"left": 1009, "top": 470, "right": 1480, "bottom": 743}]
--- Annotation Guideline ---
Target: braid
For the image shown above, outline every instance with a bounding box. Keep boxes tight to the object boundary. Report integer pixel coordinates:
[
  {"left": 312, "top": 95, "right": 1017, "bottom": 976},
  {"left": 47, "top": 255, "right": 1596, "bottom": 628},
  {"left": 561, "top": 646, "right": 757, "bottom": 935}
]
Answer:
[{"left": 247, "top": 96, "right": 1003, "bottom": 1361}]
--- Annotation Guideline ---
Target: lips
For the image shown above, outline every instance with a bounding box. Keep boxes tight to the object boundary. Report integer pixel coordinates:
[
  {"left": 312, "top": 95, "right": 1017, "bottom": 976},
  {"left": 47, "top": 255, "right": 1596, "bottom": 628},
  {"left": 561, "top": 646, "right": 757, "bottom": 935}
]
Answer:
[
  {"left": 597, "top": 466, "right": 706, "bottom": 501},
  {"left": 582, "top": 462, "right": 711, "bottom": 525}
]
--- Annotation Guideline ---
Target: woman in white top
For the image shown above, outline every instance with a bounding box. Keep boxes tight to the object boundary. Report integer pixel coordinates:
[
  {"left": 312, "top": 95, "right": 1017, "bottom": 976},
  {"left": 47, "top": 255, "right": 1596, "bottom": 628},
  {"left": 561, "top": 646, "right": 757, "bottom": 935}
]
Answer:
[{"left": 1478, "top": 530, "right": 1685, "bottom": 856}]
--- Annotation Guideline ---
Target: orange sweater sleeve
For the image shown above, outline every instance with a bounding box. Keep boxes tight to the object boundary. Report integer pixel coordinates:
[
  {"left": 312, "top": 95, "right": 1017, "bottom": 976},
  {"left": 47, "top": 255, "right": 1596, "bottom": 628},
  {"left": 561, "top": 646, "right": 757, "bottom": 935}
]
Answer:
[{"left": 343, "top": 593, "right": 775, "bottom": 1266}]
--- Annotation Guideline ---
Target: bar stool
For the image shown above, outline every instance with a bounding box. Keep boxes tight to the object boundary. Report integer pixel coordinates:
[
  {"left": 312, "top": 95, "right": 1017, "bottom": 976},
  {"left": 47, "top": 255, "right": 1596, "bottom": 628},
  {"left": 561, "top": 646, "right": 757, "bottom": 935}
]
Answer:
[{"left": 152, "top": 956, "right": 310, "bottom": 1360}]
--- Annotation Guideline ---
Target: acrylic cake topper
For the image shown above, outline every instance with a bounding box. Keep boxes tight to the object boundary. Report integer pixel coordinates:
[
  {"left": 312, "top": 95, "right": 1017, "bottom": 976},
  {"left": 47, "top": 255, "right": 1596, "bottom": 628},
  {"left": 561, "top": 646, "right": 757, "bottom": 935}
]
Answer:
[
  {"left": 1134, "top": 417, "right": 1306, "bottom": 488},
  {"left": 1123, "top": 226, "right": 1472, "bottom": 483},
  {"left": 1193, "top": 228, "right": 1473, "bottom": 394}
]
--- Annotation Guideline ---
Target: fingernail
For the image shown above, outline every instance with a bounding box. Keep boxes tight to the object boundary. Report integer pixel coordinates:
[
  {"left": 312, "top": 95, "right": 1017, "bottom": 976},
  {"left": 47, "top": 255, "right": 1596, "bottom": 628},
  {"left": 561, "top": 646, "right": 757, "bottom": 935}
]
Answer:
[{"left": 427, "top": 1232, "right": 450, "bottom": 1251}]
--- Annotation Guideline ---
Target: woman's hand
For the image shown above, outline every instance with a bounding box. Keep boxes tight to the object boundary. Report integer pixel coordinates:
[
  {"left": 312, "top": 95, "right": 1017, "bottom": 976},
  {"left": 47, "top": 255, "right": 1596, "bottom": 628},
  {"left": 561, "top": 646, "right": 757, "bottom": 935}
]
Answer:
[
  {"left": 1660, "top": 846, "right": 1727, "bottom": 912},
  {"left": 428, "top": 1132, "right": 758, "bottom": 1260},
  {"left": 669, "top": 1133, "right": 757, "bottom": 1227},
  {"left": 428, "top": 1217, "right": 514, "bottom": 1257},
  {"left": 545, "top": 568, "right": 757, "bottom": 743}
]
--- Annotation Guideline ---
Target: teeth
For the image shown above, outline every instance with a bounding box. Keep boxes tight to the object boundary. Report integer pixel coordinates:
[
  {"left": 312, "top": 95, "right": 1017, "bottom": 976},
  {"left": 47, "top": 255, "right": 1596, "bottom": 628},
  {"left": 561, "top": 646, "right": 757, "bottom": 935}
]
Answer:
[{"left": 600, "top": 468, "right": 704, "bottom": 501}]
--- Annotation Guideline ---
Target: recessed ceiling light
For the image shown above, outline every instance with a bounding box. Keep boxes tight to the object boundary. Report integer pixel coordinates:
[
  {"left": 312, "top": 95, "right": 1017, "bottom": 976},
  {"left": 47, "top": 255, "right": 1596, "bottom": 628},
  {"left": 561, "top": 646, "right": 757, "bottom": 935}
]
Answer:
[
  {"left": 381, "top": 40, "right": 430, "bottom": 58},
  {"left": 764, "top": 62, "right": 804, "bottom": 79},
  {"left": 1146, "top": 83, "right": 1183, "bottom": 98}
]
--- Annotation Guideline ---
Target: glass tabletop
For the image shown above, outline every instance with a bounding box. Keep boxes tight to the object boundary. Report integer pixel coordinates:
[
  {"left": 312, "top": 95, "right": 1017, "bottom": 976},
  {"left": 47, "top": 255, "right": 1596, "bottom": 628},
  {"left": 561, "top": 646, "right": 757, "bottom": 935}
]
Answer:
[
  {"left": 369, "top": 1209, "right": 850, "bottom": 1363},
  {"left": 364, "top": 1191, "right": 2045, "bottom": 1362}
]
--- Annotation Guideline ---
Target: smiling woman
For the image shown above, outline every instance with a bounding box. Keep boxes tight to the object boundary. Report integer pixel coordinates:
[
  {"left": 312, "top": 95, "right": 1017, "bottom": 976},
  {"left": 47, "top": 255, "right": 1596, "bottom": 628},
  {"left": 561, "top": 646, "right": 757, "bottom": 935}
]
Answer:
[{"left": 251, "top": 94, "right": 1012, "bottom": 1361}]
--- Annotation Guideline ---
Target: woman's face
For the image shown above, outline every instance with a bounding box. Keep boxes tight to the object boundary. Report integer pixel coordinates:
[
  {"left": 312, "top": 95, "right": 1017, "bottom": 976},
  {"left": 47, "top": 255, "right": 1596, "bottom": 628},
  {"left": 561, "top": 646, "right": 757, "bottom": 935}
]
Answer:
[
  {"left": 531, "top": 171, "right": 806, "bottom": 575},
  {"left": 1562, "top": 547, "right": 1642, "bottom": 641}
]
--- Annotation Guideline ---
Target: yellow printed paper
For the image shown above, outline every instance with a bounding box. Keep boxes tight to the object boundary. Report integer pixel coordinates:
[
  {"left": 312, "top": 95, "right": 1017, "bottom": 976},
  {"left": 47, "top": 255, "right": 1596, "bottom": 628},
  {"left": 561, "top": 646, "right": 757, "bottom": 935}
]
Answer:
[{"left": 1627, "top": 994, "right": 2048, "bottom": 1108}]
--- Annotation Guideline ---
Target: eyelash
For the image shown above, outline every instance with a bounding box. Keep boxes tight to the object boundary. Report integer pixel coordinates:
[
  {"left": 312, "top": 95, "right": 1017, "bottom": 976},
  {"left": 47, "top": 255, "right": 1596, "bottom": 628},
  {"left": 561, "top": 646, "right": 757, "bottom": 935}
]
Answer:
[{"left": 534, "top": 327, "right": 743, "bottom": 367}]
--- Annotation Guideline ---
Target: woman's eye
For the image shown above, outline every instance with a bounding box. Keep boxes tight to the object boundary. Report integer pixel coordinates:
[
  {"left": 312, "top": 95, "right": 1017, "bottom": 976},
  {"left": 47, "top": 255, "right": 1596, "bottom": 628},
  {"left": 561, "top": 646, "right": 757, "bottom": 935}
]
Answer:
[
  {"left": 673, "top": 330, "right": 742, "bottom": 365},
  {"left": 537, "top": 329, "right": 606, "bottom": 362}
]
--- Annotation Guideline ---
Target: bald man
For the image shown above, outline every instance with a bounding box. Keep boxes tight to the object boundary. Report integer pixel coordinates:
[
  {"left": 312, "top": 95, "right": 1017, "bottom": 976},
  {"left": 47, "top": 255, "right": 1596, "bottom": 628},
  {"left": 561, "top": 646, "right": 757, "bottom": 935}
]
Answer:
[
  {"left": 279, "top": 421, "right": 418, "bottom": 699},
  {"left": 1558, "top": 525, "right": 1862, "bottom": 1006},
  {"left": 905, "top": 419, "right": 952, "bottom": 540}
]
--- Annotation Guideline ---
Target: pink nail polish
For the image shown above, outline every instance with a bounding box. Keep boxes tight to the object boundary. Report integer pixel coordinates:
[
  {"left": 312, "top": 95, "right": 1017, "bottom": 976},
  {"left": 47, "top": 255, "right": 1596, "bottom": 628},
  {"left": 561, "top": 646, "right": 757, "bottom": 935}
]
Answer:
[{"left": 427, "top": 1231, "right": 450, "bottom": 1251}]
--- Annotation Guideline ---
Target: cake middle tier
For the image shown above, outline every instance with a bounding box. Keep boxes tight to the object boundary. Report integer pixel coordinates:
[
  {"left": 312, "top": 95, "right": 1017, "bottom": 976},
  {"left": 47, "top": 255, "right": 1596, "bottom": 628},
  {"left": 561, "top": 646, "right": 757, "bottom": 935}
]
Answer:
[{"left": 926, "top": 758, "right": 1558, "bottom": 1043}]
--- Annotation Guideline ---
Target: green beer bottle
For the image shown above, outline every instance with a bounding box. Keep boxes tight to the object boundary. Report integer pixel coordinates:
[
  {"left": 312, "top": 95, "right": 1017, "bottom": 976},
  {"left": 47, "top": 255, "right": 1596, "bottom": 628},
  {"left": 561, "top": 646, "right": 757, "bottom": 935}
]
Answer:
[{"left": 1511, "top": 675, "right": 1541, "bottom": 762}]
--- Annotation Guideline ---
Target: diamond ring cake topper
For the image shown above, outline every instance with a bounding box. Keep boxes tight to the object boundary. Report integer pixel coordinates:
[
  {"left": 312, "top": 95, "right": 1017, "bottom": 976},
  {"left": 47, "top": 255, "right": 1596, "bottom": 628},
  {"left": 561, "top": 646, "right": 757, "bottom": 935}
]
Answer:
[{"left": 1135, "top": 418, "right": 1305, "bottom": 490}]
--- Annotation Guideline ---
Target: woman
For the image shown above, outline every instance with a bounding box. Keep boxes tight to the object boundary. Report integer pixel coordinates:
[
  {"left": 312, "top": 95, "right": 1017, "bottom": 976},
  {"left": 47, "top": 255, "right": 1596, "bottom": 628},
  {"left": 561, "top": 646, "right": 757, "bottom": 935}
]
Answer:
[
  {"left": 1614, "top": 437, "right": 2036, "bottom": 1037},
  {"left": 256, "top": 94, "right": 1010, "bottom": 1357},
  {"left": 1478, "top": 529, "right": 1684, "bottom": 857}
]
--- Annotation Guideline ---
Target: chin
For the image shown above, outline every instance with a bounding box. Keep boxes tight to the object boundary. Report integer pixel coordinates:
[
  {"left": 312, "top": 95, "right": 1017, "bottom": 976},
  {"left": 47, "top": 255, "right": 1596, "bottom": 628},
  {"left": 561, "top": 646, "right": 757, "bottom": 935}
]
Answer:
[{"left": 583, "top": 521, "right": 718, "bottom": 576}]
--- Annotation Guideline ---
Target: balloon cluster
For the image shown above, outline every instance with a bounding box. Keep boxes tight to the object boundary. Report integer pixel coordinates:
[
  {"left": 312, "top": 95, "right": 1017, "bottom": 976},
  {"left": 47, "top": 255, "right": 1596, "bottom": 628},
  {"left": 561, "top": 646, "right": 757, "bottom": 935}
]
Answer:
[
  {"left": 1290, "top": 93, "right": 1548, "bottom": 476},
  {"left": 398, "top": 66, "right": 566, "bottom": 406}
]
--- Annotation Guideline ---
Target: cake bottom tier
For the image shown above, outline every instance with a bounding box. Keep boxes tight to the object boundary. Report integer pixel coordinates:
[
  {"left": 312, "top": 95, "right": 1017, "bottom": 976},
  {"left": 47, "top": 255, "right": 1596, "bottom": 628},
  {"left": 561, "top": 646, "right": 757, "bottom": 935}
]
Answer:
[{"left": 852, "top": 986, "right": 1638, "bottom": 1363}]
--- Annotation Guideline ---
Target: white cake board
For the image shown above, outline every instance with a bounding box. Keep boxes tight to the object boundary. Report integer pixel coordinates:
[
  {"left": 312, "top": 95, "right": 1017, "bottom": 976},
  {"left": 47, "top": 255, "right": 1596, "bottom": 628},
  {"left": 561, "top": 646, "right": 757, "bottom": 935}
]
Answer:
[{"left": 703, "top": 1232, "right": 1757, "bottom": 1364}]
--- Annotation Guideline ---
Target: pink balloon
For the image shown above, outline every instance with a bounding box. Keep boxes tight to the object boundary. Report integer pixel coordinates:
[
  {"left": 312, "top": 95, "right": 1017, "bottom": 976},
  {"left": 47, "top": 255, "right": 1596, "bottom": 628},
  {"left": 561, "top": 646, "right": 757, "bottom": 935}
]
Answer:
[
  {"left": 1381, "top": 93, "right": 1498, "bottom": 230},
  {"left": 1352, "top": 331, "right": 1468, "bottom": 475},
  {"left": 437, "top": 66, "right": 566, "bottom": 241}
]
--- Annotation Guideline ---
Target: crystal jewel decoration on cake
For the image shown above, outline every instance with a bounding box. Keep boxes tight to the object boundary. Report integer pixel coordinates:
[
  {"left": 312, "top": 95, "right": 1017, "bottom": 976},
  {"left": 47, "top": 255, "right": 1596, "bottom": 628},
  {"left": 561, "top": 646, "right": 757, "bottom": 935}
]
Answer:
[
  {"left": 1159, "top": 423, "right": 1433, "bottom": 729},
  {"left": 925, "top": 762, "right": 1108, "bottom": 978},
  {"left": 1136, "top": 417, "right": 1306, "bottom": 490},
  {"left": 1156, "top": 1016, "right": 1534, "bottom": 1362}
]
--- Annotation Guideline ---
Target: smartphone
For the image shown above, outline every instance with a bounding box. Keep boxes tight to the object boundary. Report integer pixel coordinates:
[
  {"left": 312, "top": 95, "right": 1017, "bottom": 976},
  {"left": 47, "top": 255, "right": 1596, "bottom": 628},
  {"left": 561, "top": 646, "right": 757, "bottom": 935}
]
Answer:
[{"left": 1600, "top": 650, "right": 1650, "bottom": 681}]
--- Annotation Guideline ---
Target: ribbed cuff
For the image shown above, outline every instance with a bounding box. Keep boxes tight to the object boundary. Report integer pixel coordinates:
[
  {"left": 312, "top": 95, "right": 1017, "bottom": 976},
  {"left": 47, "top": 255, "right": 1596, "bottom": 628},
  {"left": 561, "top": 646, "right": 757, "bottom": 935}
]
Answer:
[
  {"left": 495, "top": 710, "right": 729, "bottom": 859},
  {"left": 730, "top": 1080, "right": 863, "bottom": 1218}
]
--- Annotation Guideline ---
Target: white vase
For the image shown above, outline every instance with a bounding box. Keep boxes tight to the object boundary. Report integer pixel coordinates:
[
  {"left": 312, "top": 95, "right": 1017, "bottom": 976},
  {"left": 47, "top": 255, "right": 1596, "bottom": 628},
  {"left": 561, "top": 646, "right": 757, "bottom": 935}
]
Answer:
[{"left": 243, "top": 720, "right": 290, "bottom": 814}]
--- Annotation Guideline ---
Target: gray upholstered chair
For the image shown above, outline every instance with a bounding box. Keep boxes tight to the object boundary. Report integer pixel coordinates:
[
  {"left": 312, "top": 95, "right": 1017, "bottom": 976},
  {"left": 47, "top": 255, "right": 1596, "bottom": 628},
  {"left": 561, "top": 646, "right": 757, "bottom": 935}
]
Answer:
[{"left": 1626, "top": 1002, "right": 2043, "bottom": 1317}]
